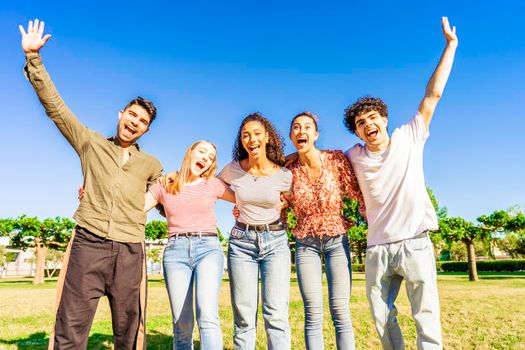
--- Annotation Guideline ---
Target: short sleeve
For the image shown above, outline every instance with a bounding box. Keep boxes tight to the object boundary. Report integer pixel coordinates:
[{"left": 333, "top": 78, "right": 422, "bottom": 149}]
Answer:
[
  {"left": 148, "top": 182, "right": 165, "bottom": 203},
  {"left": 212, "top": 178, "right": 229, "bottom": 198},
  {"left": 402, "top": 113, "right": 429, "bottom": 144},
  {"left": 217, "top": 162, "right": 233, "bottom": 185},
  {"left": 333, "top": 151, "right": 367, "bottom": 220},
  {"left": 280, "top": 169, "right": 293, "bottom": 192}
]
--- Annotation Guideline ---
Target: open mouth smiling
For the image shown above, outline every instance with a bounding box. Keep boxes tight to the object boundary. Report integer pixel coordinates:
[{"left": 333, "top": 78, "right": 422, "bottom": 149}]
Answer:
[
  {"left": 297, "top": 137, "right": 308, "bottom": 146},
  {"left": 367, "top": 129, "right": 378, "bottom": 138},
  {"left": 195, "top": 161, "right": 205, "bottom": 170},
  {"left": 124, "top": 124, "right": 137, "bottom": 135}
]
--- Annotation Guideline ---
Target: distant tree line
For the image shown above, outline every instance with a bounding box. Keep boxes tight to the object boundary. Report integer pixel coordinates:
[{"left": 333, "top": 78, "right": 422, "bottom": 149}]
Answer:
[{"left": 2, "top": 189, "right": 524, "bottom": 283}]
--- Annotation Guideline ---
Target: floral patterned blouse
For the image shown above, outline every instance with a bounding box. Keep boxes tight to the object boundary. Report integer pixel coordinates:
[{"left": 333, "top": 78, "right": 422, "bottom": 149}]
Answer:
[{"left": 288, "top": 150, "right": 366, "bottom": 238}]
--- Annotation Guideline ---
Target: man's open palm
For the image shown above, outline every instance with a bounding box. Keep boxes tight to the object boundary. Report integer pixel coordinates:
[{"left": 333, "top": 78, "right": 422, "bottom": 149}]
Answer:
[{"left": 19, "top": 19, "right": 51, "bottom": 55}]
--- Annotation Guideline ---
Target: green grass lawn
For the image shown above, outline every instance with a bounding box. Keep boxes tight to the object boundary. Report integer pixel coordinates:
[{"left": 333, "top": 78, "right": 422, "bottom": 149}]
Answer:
[{"left": 0, "top": 272, "right": 524, "bottom": 349}]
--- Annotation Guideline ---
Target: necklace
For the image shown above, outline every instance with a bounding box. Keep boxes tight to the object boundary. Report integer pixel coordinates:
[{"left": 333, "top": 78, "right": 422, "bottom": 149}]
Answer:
[{"left": 300, "top": 150, "right": 323, "bottom": 182}]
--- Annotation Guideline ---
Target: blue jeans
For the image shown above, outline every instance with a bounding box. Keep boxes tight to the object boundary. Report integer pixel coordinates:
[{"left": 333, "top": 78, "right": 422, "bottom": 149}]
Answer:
[
  {"left": 227, "top": 225, "right": 291, "bottom": 350},
  {"left": 163, "top": 235, "right": 224, "bottom": 350},
  {"left": 296, "top": 234, "right": 355, "bottom": 350},
  {"left": 365, "top": 232, "right": 442, "bottom": 350}
]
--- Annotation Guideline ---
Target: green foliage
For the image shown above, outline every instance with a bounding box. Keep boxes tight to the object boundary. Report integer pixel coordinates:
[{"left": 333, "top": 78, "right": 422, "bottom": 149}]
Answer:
[
  {"left": 439, "top": 216, "right": 489, "bottom": 243},
  {"left": 352, "top": 263, "right": 365, "bottom": 272},
  {"left": 0, "top": 219, "right": 15, "bottom": 236},
  {"left": 285, "top": 208, "right": 297, "bottom": 242},
  {"left": 145, "top": 220, "right": 168, "bottom": 240},
  {"left": 146, "top": 247, "right": 163, "bottom": 265},
  {"left": 9, "top": 216, "right": 74, "bottom": 251},
  {"left": 216, "top": 227, "right": 226, "bottom": 244},
  {"left": 426, "top": 187, "right": 447, "bottom": 220},
  {"left": 440, "top": 259, "right": 525, "bottom": 272},
  {"left": 342, "top": 197, "right": 368, "bottom": 263}
]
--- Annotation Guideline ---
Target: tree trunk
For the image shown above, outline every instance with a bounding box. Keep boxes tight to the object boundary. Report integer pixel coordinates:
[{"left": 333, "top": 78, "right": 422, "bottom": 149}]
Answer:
[
  {"left": 357, "top": 249, "right": 363, "bottom": 265},
  {"left": 465, "top": 240, "right": 479, "bottom": 282},
  {"left": 33, "top": 240, "right": 48, "bottom": 285}
]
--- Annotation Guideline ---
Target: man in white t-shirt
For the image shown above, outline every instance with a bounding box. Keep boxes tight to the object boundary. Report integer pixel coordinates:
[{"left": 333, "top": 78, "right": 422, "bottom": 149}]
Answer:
[{"left": 344, "top": 17, "right": 458, "bottom": 349}]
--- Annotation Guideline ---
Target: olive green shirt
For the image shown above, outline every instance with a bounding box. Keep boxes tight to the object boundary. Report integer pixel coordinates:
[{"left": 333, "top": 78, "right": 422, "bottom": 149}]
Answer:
[{"left": 24, "top": 54, "right": 163, "bottom": 243}]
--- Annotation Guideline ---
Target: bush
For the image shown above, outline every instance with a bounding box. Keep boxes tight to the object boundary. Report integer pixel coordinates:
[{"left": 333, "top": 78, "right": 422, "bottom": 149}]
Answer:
[
  {"left": 352, "top": 263, "right": 365, "bottom": 272},
  {"left": 440, "top": 259, "right": 525, "bottom": 272}
]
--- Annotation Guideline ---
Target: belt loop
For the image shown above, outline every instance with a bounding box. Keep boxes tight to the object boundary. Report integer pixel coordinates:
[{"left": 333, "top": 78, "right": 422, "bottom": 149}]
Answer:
[
  {"left": 244, "top": 224, "right": 249, "bottom": 233},
  {"left": 198, "top": 232, "right": 202, "bottom": 239},
  {"left": 265, "top": 223, "right": 270, "bottom": 232}
]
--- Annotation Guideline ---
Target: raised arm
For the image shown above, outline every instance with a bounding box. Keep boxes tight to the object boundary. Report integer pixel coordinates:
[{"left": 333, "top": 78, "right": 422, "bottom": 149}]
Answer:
[
  {"left": 418, "top": 16, "right": 458, "bottom": 130},
  {"left": 20, "top": 19, "right": 91, "bottom": 155}
]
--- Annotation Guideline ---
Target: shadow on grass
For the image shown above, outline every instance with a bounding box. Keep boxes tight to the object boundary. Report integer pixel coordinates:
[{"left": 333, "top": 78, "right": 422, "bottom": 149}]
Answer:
[
  {"left": 0, "top": 331, "right": 202, "bottom": 350},
  {"left": 438, "top": 271, "right": 525, "bottom": 280}
]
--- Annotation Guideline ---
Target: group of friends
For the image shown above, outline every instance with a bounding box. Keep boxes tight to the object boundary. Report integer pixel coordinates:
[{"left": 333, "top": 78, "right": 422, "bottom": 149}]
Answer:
[{"left": 19, "top": 16, "right": 458, "bottom": 350}]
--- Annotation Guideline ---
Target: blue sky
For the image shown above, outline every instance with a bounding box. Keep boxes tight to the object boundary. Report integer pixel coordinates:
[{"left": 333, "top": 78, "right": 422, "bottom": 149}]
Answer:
[{"left": 1, "top": 0, "right": 524, "bottom": 233}]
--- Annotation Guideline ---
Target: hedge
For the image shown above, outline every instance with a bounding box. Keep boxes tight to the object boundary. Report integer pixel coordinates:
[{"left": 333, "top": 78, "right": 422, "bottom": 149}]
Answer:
[
  {"left": 352, "top": 263, "right": 365, "bottom": 272},
  {"left": 439, "top": 260, "right": 525, "bottom": 272}
]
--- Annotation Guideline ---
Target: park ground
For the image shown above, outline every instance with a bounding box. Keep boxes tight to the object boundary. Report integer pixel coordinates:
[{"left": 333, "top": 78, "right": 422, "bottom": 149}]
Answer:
[{"left": 0, "top": 272, "right": 524, "bottom": 349}]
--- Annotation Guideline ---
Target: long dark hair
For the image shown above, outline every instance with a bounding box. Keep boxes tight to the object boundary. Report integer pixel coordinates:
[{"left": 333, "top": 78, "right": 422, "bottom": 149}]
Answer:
[{"left": 232, "top": 112, "right": 285, "bottom": 166}]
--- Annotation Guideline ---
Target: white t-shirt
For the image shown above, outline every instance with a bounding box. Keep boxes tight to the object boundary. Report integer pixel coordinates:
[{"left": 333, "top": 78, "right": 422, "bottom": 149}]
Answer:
[
  {"left": 218, "top": 160, "right": 292, "bottom": 225},
  {"left": 345, "top": 113, "right": 438, "bottom": 247}
]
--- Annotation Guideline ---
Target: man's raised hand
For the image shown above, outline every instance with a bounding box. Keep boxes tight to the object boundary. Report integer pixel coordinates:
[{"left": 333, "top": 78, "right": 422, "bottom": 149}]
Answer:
[{"left": 19, "top": 19, "right": 52, "bottom": 55}]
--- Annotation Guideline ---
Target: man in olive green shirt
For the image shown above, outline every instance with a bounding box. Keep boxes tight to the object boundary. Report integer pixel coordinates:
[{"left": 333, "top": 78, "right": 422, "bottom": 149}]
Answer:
[{"left": 20, "top": 20, "right": 162, "bottom": 350}]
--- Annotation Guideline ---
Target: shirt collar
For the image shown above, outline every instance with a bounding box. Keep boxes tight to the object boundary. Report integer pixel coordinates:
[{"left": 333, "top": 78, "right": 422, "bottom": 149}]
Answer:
[{"left": 108, "top": 136, "right": 141, "bottom": 152}]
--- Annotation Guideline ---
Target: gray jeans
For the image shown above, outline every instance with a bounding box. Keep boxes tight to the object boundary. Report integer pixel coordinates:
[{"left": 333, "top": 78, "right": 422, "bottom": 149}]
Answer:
[{"left": 365, "top": 232, "right": 442, "bottom": 350}]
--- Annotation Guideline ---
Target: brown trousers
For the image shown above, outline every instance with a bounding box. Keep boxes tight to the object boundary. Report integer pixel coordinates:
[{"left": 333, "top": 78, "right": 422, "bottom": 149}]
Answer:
[{"left": 49, "top": 226, "right": 147, "bottom": 350}]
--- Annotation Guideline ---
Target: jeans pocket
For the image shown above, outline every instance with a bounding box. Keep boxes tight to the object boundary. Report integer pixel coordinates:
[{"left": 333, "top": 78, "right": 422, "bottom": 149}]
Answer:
[{"left": 165, "top": 237, "right": 178, "bottom": 250}]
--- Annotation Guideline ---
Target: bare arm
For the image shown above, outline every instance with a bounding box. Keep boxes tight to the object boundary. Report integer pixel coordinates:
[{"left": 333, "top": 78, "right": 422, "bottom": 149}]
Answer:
[
  {"left": 220, "top": 188, "right": 236, "bottom": 203},
  {"left": 144, "top": 191, "right": 159, "bottom": 212},
  {"left": 418, "top": 16, "right": 458, "bottom": 130}
]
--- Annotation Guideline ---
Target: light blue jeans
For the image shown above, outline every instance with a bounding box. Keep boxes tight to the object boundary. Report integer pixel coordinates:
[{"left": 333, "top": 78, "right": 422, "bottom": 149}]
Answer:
[
  {"left": 365, "top": 232, "right": 442, "bottom": 350},
  {"left": 296, "top": 234, "right": 355, "bottom": 350},
  {"left": 163, "top": 235, "right": 224, "bottom": 350},
  {"left": 227, "top": 225, "right": 291, "bottom": 350}
]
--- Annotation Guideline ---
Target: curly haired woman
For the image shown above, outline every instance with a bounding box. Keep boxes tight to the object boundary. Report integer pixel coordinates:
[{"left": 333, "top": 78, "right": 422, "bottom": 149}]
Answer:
[{"left": 218, "top": 112, "right": 292, "bottom": 350}]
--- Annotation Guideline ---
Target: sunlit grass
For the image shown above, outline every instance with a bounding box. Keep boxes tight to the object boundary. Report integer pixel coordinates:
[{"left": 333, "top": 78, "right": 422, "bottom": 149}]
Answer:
[{"left": 0, "top": 272, "right": 524, "bottom": 349}]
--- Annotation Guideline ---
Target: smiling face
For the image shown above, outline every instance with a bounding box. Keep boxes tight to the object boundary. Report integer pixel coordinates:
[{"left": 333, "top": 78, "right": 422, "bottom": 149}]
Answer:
[
  {"left": 116, "top": 104, "right": 151, "bottom": 147},
  {"left": 354, "top": 110, "right": 389, "bottom": 152},
  {"left": 189, "top": 142, "right": 216, "bottom": 178},
  {"left": 241, "top": 121, "right": 269, "bottom": 160},
  {"left": 290, "top": 115, "right": 319, "bottom": 153}
]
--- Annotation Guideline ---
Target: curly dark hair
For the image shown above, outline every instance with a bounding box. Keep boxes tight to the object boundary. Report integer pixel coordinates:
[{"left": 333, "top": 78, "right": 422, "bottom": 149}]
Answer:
[
  {"left": 232, "top": 112, "right": 286, "bottom": 166},
  {"left": 343, "top": 96, "right": 388, "bottom": 134}
]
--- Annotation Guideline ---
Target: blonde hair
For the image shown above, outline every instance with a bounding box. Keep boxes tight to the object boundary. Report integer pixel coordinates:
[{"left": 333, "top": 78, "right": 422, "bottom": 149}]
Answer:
[{"left": 166, "top": 140, "right": 217, "bottom": 195}]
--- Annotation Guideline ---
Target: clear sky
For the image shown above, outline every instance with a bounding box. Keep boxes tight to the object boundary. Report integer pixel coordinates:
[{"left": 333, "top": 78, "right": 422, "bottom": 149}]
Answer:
[{"left": 1, "top": 0, "right": 524, "bottom": 234}]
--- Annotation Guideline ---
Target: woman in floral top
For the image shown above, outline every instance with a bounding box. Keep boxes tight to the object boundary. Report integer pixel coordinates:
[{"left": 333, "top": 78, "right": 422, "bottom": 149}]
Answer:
[{"left": 287, "top": 111, "right": 366, "bottom": 350}]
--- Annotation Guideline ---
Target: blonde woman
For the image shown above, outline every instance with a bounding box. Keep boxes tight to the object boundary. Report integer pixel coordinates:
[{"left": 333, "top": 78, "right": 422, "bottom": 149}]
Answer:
[{"left": 145, "top": 140, "right": 235, "bottom": 350}]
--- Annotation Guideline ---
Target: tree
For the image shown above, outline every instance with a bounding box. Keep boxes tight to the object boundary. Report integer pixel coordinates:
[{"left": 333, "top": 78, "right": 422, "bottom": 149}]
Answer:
[
  {"left": 146, "top": 246, "right": 163, "bottom": 274},
  {"left": 8, "top": 215, "right": 74, "bottom": 284},
  {"left": 145, "top": 220, "right": 168, "bottom": 241},
  {"left": 342, "top": 198, "right": 367, "bottom": 264},
  {"left": 426, "top": 187, "right": 449, "bottom": 259},
  {"left": 45, "top": 249, "right": 65, "bottom": 278},
  {"left": 439, "top": 217, "right": 489, "bottom": 281},
  {"left": 480, "top": 209, "right": 525, "bottom": 258}
]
